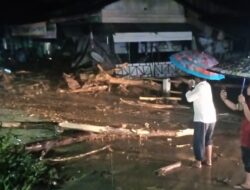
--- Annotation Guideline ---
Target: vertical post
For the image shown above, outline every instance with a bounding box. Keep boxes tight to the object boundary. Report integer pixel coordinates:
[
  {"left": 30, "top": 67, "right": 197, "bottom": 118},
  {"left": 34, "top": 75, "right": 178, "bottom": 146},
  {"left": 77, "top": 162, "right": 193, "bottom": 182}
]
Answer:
[
  {"left": 162, "top": 78, "right": 171, "bottom": 95},
  {"left": 241, "top": 78, "right": 246, "bottom": 94}
]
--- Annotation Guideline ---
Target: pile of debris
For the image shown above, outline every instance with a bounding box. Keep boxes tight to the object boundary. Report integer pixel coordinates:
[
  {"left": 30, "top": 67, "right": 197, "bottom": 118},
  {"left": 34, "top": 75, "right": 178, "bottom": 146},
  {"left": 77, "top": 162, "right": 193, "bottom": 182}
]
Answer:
[
  {"left": 0, "top": 70, "right": 51, "bottom": 96},
  {"left": 62, "top": 63, "right": 162, "bottom": 95}
]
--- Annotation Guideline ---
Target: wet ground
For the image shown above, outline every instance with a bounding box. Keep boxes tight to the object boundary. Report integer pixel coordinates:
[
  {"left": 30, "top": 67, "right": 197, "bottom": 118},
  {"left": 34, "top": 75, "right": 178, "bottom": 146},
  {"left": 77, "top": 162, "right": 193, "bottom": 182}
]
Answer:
[{"left": 0, "top": 74, "right": 246, "bottom": 190}]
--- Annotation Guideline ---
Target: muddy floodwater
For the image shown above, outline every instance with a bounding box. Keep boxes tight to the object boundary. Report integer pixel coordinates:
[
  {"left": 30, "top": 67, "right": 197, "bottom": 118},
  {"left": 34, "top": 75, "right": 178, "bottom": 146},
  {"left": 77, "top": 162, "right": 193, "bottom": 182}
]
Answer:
[
  {"left": 0, "top": 75, "right": 246, "bottom": 190},
  {"left": 58, "top": 134, "right": 242, "bottom": 190},
  {"left": 0, "top": 107, "right": 244, "bottom": 190}
]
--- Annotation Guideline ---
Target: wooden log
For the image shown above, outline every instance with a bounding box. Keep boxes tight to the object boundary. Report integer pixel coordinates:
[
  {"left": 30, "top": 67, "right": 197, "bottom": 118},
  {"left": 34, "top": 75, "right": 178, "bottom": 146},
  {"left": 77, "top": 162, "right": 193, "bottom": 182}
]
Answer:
[
  {"left": 120, "top": 98, "right": 189, "bottom": 109},
  {"left": 169, "top": 90, "right": 182, "bottom": 95},
  {"left": 70, "top": 85, "right": 108, "bottom": 93},
  {"left": 59, "top": 121, "right": 150, "bottom": 135},
  {"left": 156, "top": 161, "right": 182, "bottom": 176},
  {"left": 121, "top": 98, "right": 174, "bottom": 109},
  {"left": 165, "top": 97, "right": 182, "bottom": 101},
  {"left": 48, "top": 145, "right": 111, "bottom": 162},
  {"left": 139, "top": 96, "right": 182, "bottom": 101},
  {"left": 59, "top": 121, "right": 194, "bottom": 138},
  {"left": 176, "top": 144, "right": 191, "bottom": 148}
]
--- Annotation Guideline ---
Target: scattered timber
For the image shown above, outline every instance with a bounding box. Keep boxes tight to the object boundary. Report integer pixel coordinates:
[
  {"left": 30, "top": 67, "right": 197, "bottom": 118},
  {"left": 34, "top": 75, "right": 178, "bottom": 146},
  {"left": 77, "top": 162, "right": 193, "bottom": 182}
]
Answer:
[
  {"left": 25, "top": 121, "right": 194, "bottom": 153},
  {"left": 63, "top": 64, "right": 162, "bottom": 92}
]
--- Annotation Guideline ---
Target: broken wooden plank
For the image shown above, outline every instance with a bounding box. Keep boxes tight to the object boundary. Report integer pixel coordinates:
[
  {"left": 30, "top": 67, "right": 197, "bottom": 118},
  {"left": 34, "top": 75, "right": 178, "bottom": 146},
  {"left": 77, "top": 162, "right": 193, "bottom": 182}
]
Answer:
[{"left": 156, "top": 161, "right": 182, "bottom": 176}]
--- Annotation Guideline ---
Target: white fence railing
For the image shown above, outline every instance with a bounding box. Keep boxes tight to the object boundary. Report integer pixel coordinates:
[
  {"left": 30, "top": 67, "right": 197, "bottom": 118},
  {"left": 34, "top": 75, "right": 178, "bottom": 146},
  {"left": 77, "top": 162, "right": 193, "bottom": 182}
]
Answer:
[{"left": 115, "top": 62, "right": 182, "bottom": 78}]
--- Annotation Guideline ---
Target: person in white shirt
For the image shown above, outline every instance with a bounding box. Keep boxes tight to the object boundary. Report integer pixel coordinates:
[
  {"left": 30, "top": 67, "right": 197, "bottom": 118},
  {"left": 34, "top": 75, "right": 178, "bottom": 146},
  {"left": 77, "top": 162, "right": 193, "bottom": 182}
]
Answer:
[{"left": 185, "top": 77, "right": 216, "bottom": 168}]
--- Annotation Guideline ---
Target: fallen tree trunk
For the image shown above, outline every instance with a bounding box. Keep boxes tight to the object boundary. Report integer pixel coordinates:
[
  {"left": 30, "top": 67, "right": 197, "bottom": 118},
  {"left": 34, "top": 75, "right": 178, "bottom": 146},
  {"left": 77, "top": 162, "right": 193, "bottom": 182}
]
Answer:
[
  {"left": 59, "top": 121, "right": 150, "bottom": 135},
  {"left": 59, "top": 121, "right": 194, "bottom": 137},
  {"left": 155, "top": 161, "right": 182, "bottom": 176},
  {"left": 48, "top": 145, "right": 111, "bottom": 162}
]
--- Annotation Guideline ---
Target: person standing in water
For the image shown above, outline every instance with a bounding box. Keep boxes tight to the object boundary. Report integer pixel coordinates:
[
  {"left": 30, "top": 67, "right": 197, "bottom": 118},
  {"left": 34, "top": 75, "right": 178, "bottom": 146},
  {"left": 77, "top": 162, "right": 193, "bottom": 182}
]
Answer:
[
  {"left": 220, "top": 86, "right": 250, "bottom": 189},
  {"left": 185, "top": 77, "right": 216, "bottom": 168}
]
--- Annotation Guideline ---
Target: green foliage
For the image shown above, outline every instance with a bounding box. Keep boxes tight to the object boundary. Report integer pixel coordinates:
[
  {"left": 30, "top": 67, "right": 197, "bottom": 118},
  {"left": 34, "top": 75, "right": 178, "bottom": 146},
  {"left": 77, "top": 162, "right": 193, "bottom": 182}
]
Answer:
[{"left": 0, "top": 132, "right": 59, "bottom": 190}]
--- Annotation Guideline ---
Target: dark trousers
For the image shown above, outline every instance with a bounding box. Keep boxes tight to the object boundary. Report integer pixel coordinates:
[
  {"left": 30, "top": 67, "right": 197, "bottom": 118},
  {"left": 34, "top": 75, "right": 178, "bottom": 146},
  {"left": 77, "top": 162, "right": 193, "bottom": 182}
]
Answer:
[
  {"left": 193, "top": 122, "right": 215, "bottom": 161},
  {"left": 241, "top": 146, "right": 250, "bottom": 173}
]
